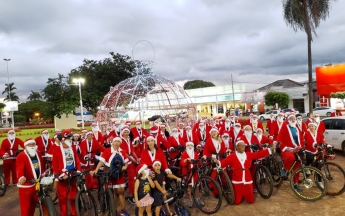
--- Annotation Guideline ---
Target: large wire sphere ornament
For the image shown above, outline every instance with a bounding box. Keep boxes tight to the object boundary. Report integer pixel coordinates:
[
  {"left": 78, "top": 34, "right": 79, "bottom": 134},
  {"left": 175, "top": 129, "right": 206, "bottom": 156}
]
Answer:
[{"left": 132, "top": 40, "right": 155, "bottom": 63}]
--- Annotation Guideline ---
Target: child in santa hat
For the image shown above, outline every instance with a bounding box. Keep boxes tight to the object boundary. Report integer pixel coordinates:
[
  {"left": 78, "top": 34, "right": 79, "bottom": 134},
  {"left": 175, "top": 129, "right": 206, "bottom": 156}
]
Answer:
[
  {"left": 134, "top": 164, "right": 155, "bottom": 216},
  {"left": 152, "top": 160, "right": 181, "bottom": 216}
]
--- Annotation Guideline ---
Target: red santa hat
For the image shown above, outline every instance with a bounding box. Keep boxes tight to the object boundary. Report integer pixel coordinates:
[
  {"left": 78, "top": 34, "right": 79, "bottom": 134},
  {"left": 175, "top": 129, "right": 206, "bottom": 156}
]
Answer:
[
  {"left": 42, "top": 129, "right": 49, "bottom": 134},
  {"left": 209, "top": 127, "right": 219, "bottom": 134},
  {"left": 62, "top": 130, "right": 72, "bottom": 138},
  {"left": 121, "top": 127, "right": 130, "bottom": 134},
  {"left": 278, "top": 111, "right": 285, "bottom": 116},
  {"left": 114, "top": 121, "right": 120, "bottom": 125},
  {"left": 178, "top": 122, "right": 184, "bottom": 125},
  {"left": 159, "top": 124, "right": 166, "bottom": 128},
  {"left": 308, "top": 122, "right": 317, "bottom": 127},
  {"left": 81, "top": 128, "right": 87, "bottom": 133},
  {"left": 222, "top": 133, "right": 230, "bottom": 137},
  {"left": 185, "top": 125, "right": 191, "bottom": 129},
  {"left": 152, "top": 160, "right": 161, "bottom": 167},
  {"left": 136, "top": 164, "right": 147, "bottom": 175},
  {"left": 243, "top": 125, "right": 252, "bottom": 130},
  {"left": 235, "top": 139, "right": 244, "bottom": 146},
  {"left": 86, "top": 130, "right": 93, "bottom": 136},
  {"left": 252, "top": 115, "right": 258, "bottom": 118},
  {"left": 73, "top": 133, "right": 80, "bottom": 137},
  {"left": 135, "top": 120, "right": 142, "bottom": 124},
  {"left": 7, "top": 129, "right": 15, "bottom": 134},
  {"left": 91, "top": 122, "right": 97, "bottom": 126},
  {"left": 146, "top": 135, "right": 155, "bottom": 141},
  {"left": 24, "top": 138, "right": 36, "bottom": 147},
  {"left": 287, "top": 114, "right": 296, "bottom": 120},
  {"left": 256, "top": 128, "right": 263, "bottom": 133},
  {"left": 150, "top": 126, "right": 159, "bottom": 134},
  {"left": 125, "top": 120, "right": 132, "bottom": 125},
  {"left": 199, "top": 120, "right": 205, "bottom": 125},
  {"left": 235, "top": 122, "right": 241, "bottom": 127},
  {"left": 113, "top": 137, "right": 122, "bottom": 142},
  {"left": 172, "top": 128, "right": 178, "bottom": 132},
  {"left": 55, "top": 129, "right": 61, "bottom": 132},
  {"left": 186, "top": 141, "right": 194, "bottom": 147}
]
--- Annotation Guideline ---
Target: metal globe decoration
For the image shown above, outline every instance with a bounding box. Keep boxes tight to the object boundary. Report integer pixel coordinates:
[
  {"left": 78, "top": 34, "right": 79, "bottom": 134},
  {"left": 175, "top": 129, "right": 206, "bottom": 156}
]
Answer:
[{"left": 95, "top": 61, "right": 197, "bottom": 130}]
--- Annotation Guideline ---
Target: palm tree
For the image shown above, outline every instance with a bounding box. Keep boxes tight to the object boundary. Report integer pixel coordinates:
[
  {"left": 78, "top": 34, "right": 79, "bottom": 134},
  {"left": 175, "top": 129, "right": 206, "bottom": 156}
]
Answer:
[
  {"left": 3, "top": 92, "right": 20, "bottom": 102},
  {"left": 27, "top": 90, "right": 42, "bottom": 101},
  {"left": 2, "top": 82, "right": 17, "bottom": 96},
  {"left": 282, "top": 0, "right": 336, "bottom": 113}
]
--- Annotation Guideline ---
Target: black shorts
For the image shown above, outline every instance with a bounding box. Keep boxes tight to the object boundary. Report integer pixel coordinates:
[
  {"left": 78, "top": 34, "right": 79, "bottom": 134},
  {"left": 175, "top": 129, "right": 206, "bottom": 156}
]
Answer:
[{"left": 152, "top": 191, "right": 163, "bottom": 206}]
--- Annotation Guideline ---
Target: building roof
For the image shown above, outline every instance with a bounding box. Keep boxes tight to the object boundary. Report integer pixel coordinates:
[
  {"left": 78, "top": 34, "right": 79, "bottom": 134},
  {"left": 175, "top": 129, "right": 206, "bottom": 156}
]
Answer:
[{"left": 257, "top": 79, "right": 304, "bottom": 92}]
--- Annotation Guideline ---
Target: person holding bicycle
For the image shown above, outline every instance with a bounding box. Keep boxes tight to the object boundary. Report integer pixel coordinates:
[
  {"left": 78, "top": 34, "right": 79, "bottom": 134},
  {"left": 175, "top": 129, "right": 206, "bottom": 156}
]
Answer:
[
  {"left": 52, "top": 130, "right": 82, "bottom": 216},
  {"left": 1, "top": 129, "right": 24, "bottom": 186},
  {"left": 213, "top": 139, "right": 277, "bottom": 205},
  {"left": 16, "top": 138, "right": 44, "bottom": 216},
  {"left": 91, "top": 136, "right": 130, "bottom": 215}
]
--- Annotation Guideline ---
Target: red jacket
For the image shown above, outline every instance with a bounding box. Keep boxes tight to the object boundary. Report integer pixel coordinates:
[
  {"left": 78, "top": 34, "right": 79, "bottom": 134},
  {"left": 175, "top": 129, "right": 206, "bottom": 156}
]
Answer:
[
  {"left": 108, "top": 130, "right": 120, "bottom": 139},
  {"left": 79, "top": 138, "right": 104, "bottom": 166},
  {"left": 180, "top": 151, "right": 199, "bottom": 185},
  {"left": 92, "top": 131, "right": 104, "bottom": 146},
  {"left": 203, "top": 138, "right": 227, "bottom": 159},
  {"left": 194, "top": 130, "right": 210, "bottom": 148},
  {"left": 316, "top": 121, "right": 326, "bottom": 134},
  {"left": 240, "top": 134, "right": 260, "bottom": 153},
  {"left": 296, "top": 122, "right": 307, "bottom": 136},
  {"left": 1, "top": 138, "right": 24, "bottom": 158},
  {"left": 16, "top": 150, "right": 44, "bottom": 188},
  {"left": 35, "top": 135, "right": 53, "bottom": 157},
  {"left": 219, "top": 126, "right": 232, "bottom": 137},
  {"left": 277, "top": 124, "right": 304, "bottom": 152},
  {"left": 99, "top": 147, "right": 129, "bottom": 166},
  {"left": 304, "top": 130, "right": 325, "bottom": 154},
  {"left": 269, "top": 121, "right": 285, "bottom": 140},
  {"left": 230, "top": 129, "right": 244, "bottom": 147},
  {"left": 266, "top": 119, "right": 274, "bottom": 132},
  {"left": 257, "top": 135, "right": 273, "bottom": 146},
  {"left": 131, "top": 127, "right": 148, "bottom": 141},
  {"left": 140, "top": 148, "right": 169, "bottom": 171},
  {"left": 249, "top": 121, "right": 264, "bottom": 133},
  {"left": 52, "top": 145, "right": 81, "bottom": 179},
  {"left": 219, "top": 150, "right": 270, "bottom": 184},
  {"left": 120, "top": 137, "right": 137, "bottom": 164}
]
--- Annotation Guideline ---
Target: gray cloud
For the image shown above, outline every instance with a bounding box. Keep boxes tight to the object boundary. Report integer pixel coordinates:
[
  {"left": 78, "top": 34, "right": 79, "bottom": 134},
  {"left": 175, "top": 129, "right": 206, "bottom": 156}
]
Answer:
[{"left": 0, "top": 0, "right": 344, "bottom": 100}]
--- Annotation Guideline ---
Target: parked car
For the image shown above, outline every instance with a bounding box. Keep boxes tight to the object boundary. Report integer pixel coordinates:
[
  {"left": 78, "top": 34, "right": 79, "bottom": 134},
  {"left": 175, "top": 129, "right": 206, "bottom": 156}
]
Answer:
[
  {"left": 148, "top": 115, "right": 166, "bottom": 122},
  {"left": 306, "top": 107, "right": 335, "bottom": 117},
  {"left": 282, "top": 108, "right": 299, "bottom": 116},
  {"left": 322, "top": 117, "right": 345, "bottom": 154},
  {"left": 258, "top": 110, "right": 279, "bottom": 121}
]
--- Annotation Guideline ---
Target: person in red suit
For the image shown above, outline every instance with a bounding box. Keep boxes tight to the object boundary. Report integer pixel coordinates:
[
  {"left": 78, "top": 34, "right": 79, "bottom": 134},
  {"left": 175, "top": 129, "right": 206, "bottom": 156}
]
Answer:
[
  {"left": 265, "top": 113, "right": 275, "bottom": 133},
  {"left": 230, "top": 123, "right": 244, "bottom": 148},
  {"left": 249, "top": 115, "right": 264, "bottom": 134},
  {"left": 305, "top": 113, "right": 314, "bottom": 127},
  {"left": 246, "top": 113, "right": 254, "bottom": 125},
  {"left": 16, "top": 138, "right": 44, "bottom": 216},
  {"left": 47, "top": 132, "right": 62, "bottom": 158},
  {"left": 178, "top": 122, "right": 187, "bottom": 140},
  {"left": 168, "top": 128, "right": 185, "bottom": 161},
  {"left": 269, "top": 111, "right": 286, "bottom": 140},
  {"left": 50, "top": 128, "right": 60, "bottom": 144},
  {"left": 184, "top": 125, "right": 195, "bottom": 144},
  {"left": 34, "top": 129, "right": 53, "bottom": 169},
  {"left": 79, "top": 130, "right": 105, "bottom": 189},
  {"left": 110, "top": 121, "right": 121, "bottom": 138},
  {"left": 103, "top": 125, "right": 114, "bottom": 148},
  {"left": 296, "top": 114, "right": 307, "bottom": 136},
  {"left": 194, "top": 121, "right": 210, "bottom": 149},
  {"left": 192, "top": 116, "right": 207, "bottom": 133},
  {"left": 90, "top": 137, "right": 130, "bottom": 215},
  {"left": 120, "top": 126, "right": 139, "bottom": 204},
  {"left": 304, "top": 123, "right": 326, "bottom": 159},
  {"left": 80, "top": 128, "right": 88, "bottom": 141},
  {"left": 331, "top": 109, "right": 343, "bottom": 117},
  {"left": 256, "top": 128, "right": 273, "bottom": 146},
  {"left": 221, "top": 133, "right": 233, "bottom": 151},
  {"left": 159, "top": 124, "right": 170, "bottom": 141},
  {"left": 180, "top": 141, "right": 203, "bottom": 208},
  {"left": 219, "top": 118, "right": 232, "bottom": 136},
  {"left": 277, "top": 114, "right": 305, "bottom": 192},
  {"left": 213, "top": 140, "right": 276, "bottom": 205},
  {"left": 1, "top": 130, "right": 24, "bottom": 186},
  {"left": 313, "top": 114, "right": 326, "bottom": 134},
  {"left": 144, "top": 125, "right": 170, "bottom": 150},
  {"left": 131, "top": 120, "right": 148, "bottom": 153},
  {"left": 52, "top": 130, "right": 82, "bottom": 216},
  {"left": 90, "top": 122, "right": 104, "bottom": 145},
  {"left": 140, "top": 136, "right": 171, "bottom": 173}
]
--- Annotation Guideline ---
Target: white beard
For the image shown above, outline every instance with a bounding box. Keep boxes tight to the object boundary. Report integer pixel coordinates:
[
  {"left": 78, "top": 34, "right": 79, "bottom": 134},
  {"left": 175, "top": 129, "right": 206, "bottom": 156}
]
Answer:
[
  {"left": 114, "top": 126, "right": 120, "bottom": 132},
  {"left": 257, "top": 134, "right": 262, "bottom": 141},
  {"left": 173, "top": 132, "right": 179, "bottom": 139},
  {"left": 277, "top": 117, "right": 284, "bottom": 122},
  {"left": 297, "top": 120, "right": 302, "bottom": 124},
  {"left": 222, "top": 138, "right": 230, "bottom": 149},
  {"left": 64, "top": 140, "right": 72, "bottom": 147},
  {"left": 245, "top": 131, "right": 252, "bottom": 140},
  {"left": 252, "top": 119, "right": 258, "bottom": 124},
  {"left": 314, "top": 117, "right": 320, "bottom": 123},
  {"left": 106, "top": 130, "right": 110, "bottom": 135},
  {"left": 186, "top": 148, "right": 194, "bottom": 159},
  {"left": 8, "top": 134, "right": 15, "bottom": 140},
  {"left": 187, "top": 131, "right": 192, "bottom": 137},
  {"left": 92, "top": 126, "right": 99, "bottom": 132},
  {"left": 26, "top": 146, "right": 37, "bottom": 157},
  {"left": 199, "top": 126, "right": 205, "bottom": 132},
  {"left": 43, "top": 134, "right": 49, "bottom": 140},
  {"left": 136, "top": 125, "right": 142, "bottom": 129},
  {"left": 234, "top": 127, "right": 240, "bottom": 133},
  {"left": 270, "top": 117, "right": 275, "bottom": 121},
  {"left": 225, "top": 123, "right": 230, "bottom": 128},
  {"left": 288, "top": 121, "right": 296, "bottom": 128}
]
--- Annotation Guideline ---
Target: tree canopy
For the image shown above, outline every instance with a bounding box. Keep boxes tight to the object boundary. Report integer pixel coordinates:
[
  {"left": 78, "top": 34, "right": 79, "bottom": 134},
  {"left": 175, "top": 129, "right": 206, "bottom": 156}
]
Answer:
[
  {"left": 264, "top": 91, "right": 290, "bottom": 108},
  {"left": 330, "top": 92, "right": 345, "bottom": 99},
  {"left": 27, "top": 91, "right": 42, "bottom": 101},
  {"left": 2, "top": 82, "right": 20, "bottom": 102},
  {"left": 183, "top": 80, "right": 215, "bottom": 90},
  {"left": 18, "top": 100, "right": 53, "bottom": 121}
]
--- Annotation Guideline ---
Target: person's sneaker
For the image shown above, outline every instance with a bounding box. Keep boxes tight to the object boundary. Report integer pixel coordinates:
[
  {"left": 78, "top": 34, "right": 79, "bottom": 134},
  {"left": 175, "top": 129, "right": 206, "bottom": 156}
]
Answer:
[
  {"left": 253, "top": 189, "right": 258, "bottom": 193},
  {"left": 127, "top": 197, "right": 136, "bottom": 204},
  {"left": 196, "top": 198, "right": 204, "bottom": 206},
  {"left": 294, "top": 184, "right": 303, "bottom": 192},
  {"left": 318, "top": 181, "right": 324, "bottom": 189},
  {"left": 118, "top": 209, "right": 129, "bottom": 216},
  {"left": 281, "top": 169, "right": 287, "bottom": 177},
  {"left": 187, "top": 200, "right": 193, "bottom": 208}
]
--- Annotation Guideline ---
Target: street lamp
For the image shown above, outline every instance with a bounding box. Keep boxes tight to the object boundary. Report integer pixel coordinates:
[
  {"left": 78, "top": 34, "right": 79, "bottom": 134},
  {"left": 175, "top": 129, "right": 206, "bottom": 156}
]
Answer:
[
  {"left": 73, "top": 78, "right": 85, "bottom": 128},
  {"left": 3, "top": 58, "right": 14, "bottom": 129}
]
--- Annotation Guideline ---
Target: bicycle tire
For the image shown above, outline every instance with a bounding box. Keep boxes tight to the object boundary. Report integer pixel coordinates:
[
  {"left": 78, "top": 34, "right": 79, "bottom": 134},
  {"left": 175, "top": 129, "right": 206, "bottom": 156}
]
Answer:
[
  {"left": 0, "top": 174, "right": 7, "bottom": 197},
  {"left": 174, "top": 199, "right": 191, "bottom": 216},
  {"left": 76, "top": 190, "right": 98, "bottom": 216},
  {"left": 107, "top": 188, "right": 117, "bottom": 216},
  {"left": 165, "top": 178, "right": 177, "bottom": 205},
  {"left": 40, "top": 196, "right": 57, "bottom": 216},
  {"left": 192, "top": 175, "right": 222, "bottom": 214},
  {"left": 46, "top": 183, "right": 58, "bottom": 203},
  {"left": 255, "top": 165, "right": 273, "bottom": 199},
  {"left": 290, "top": 166, "right": 328, "bottom": 201},
  {"left": 217, "top": 169, "right": 234, "bottom": 205},
  {"left": 318, "top": 162, "right": 345, "bottom": 196},
  {"left": 267, "top": 154, "right": 283, "bottom": 187}
]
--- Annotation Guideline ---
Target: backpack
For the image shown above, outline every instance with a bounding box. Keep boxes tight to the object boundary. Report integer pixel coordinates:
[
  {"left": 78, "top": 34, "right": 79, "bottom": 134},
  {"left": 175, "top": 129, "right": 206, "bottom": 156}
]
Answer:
[{"left": 110, "top": 153, "right": 124, "bottom": 179}]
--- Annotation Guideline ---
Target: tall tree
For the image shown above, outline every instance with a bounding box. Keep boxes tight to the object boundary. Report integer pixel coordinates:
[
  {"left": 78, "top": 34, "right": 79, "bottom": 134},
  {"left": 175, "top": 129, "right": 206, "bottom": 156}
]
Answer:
[
  {"left": 3, "top": 92, "right": 20, "bottom": 102},
  {"left": 2, "top": 82, "right": 17, "bottom": 95},
  {"left": 27, "top": 91, "right": 42, "bottom": 101},
  {"left": 183, "top": 80, "right": 215, "bottom": 90},
  {"left": 282, "top": 0, "right": 337, "bottom": 113},
  {"left": 18, "top": 100, "right": 51, "bottom": 121},
  {"left": 264, "top": 91, "right": 290, "bottom": 109},
  {"left": 68, "top": 52, "right": 136, "bottom": 114}
]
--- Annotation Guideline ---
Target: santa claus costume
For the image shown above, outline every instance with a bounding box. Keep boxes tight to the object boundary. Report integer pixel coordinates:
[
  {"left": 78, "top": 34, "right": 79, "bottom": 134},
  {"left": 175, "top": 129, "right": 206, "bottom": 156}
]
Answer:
[
  {"left": 219, "top": 119, "right": 232, "bottom": 136},
  {"left": 52, "top": 130, "right": 82, "bottom": 216},
  {"left": 256, "top": 128, "right": 273, "bottom": 146},
  {"left": 144, "top": 126, "right": 170, "bottom": 150},
  {"left": 269, "top": 112, "right": 286, "bottom": 140},
  {"left": 34, "top": 129, "right": 53, "bottom": 169},
  {"left": 217, "top": 140, "right": 272, "bottom": 205},
  {"left": 109, "top": 121, "right": 121, "bottom": 138},
  {"left": 265, "top": 114, "right": 275, "bottom": 133},
  {"left": 1, "top": 130, "right": 24, "bottom": 185},
  {"left": 178, "top": 122, "right": 187, "bottom": 141},
  {"left": 194, "top": 122, "right": 210, "bottom": 151},
  {"left": 184, "top": 125, "right": 195, "bottom": 144},
  {"left": 168, "top": 128, "right": 185, "bottom": 162},
  {"left": 180, "top": 142, "right": 199, "bottom": 186},
  {"left": 248, "top": 115, "right": 264, "bottom": 133},
  {"left": 230, "top": 123, "right": 243, "bottom": 149},
  {"left": 91, "top": 122, "right": 104, "bottom": 146},
  {"left": 305, "top": 123, "right": 325, "bottom": 154},
  {"left": 131, "top": 120, "right": 148, "bottom": 153},
  {"left": 47, "top": 133, "right": 62, "bottom": 158},
  {"left": 79, "top": 130, "right": 105, "bottom": 189},
  {"left": 313, "top": 114, "right": 326, "bottom": 135},
  {"left": 296, "top": 114, "right": 307, "bottom": 136},
  {"left": 16, "top": 139, "right": 44, "bottom": 216}
]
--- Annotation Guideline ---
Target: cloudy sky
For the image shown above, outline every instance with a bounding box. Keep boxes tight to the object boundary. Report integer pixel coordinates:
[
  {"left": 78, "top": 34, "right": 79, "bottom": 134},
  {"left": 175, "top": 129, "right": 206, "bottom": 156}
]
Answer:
[{"left": 1, "top": 0, "right": 344, "bottom": 102}]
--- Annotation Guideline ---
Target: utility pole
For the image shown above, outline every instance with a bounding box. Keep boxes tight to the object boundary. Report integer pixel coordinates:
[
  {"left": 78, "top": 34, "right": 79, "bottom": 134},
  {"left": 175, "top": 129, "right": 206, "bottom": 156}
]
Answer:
[
  {"left": 3, "top": 58, "right": 14, "bottom": 129},
  {"left": 231, "top": 74, "right": 236, "bottom": 110}
]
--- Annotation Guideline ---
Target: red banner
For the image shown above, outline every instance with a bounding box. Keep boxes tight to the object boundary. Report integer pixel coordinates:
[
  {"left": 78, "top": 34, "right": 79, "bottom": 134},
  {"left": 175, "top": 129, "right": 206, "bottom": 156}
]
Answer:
[{"left": 316, "top": 64, "right": 345, "bottom": 95}]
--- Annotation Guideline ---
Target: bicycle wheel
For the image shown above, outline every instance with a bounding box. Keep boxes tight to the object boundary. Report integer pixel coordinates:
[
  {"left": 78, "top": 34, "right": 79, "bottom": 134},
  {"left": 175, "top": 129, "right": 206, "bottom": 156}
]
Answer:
[
  {"left": 192, "top": 175, "right": 222, "bottom": 214},
  {"left": 174, "top": 199, "right": 191, "bottom": 216},
  {"left": 0, "top": 174, "right": 7, "bottom": 197},
  {"left": 290, "top": 166, "right": 328, "bottom": 201},
  {"left": 165, "top": 178, "right": 177, "bottom": 205},
  {"left": 217, "top": 169, "right": 234, "bottom": 205},
  {"left": 46, "top": 183, "right": 58, "bottom": 203},
  {"left": 318, "top": 162, "right": 345, "bottom": 196},
  {"left": 76, "top": 190, "right": 98, "bottom": 216},
  {"left": 107, "top": 188, "right": 117, "bottom": 216},
  {"left": 255, "top": 165, "right": 273, "bottom": 199},
  {"left": 267, "top": 154, "right": 283, "bottom": 187},
  {"left": 40, "top": 196, "right": 57, "bottom": 216}
]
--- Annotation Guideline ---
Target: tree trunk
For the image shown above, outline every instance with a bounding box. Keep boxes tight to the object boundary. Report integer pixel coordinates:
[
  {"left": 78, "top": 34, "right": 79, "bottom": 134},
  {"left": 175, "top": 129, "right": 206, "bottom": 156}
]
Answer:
[{"left": 303, "top": 0, "right": 314, "bottom": 114}]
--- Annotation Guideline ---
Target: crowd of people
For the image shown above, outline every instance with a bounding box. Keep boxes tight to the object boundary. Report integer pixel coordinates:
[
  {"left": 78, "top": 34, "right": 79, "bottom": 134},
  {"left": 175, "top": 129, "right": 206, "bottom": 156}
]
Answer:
[{"left": 0, "top": 109, "right": 336, "bottom": 216}]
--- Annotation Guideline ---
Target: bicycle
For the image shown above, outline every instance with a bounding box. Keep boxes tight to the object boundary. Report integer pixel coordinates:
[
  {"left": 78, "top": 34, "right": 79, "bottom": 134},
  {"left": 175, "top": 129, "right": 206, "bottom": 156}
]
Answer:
[
  {"left": 312, "top": 143, "right": 345, "bottom": 196},
  {"left": 173, "top": 182, "right": 191, "bottom": 216},
  {"left": 95, "top": 169, "right": 117, "bottom": 216},
  {"left": 248, "top": 144, "right": 274, "bottom": 199},
  {"left": 264, "top": 148, "right": 284, "bottom": 187},
  {"left": 270, "top": 146, "right": 329, "bottom": 201},
  {"left": 75, "top": 170, "right": 98, "bottom": 216},
  {"left": 28, "top": 176, "right": 58, "bottom": 216},
  {"left": 0, "top": 158, "right": 8, "bottom": 197},
  {"left": 42, "top": 156, "right": 58, "bottom": 203}
]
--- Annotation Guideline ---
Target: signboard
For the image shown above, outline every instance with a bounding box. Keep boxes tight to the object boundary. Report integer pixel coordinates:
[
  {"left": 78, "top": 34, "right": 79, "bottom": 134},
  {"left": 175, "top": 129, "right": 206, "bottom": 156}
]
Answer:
[
  {"left": 3, "top": 101, "right": 19, "bottom": 112},
  {"left": 316, "top": 64, "right": 345, "bottom": 95}
]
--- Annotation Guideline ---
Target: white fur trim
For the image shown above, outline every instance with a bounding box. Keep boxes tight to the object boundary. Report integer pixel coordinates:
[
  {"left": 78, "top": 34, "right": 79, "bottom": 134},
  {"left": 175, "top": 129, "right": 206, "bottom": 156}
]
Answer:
[
  {"left": 153, "top": 161, "right": 161, "bottom": 167},
  {"left": 113, "top": 137, "right": 122, "bottom": 142},
  {"left": 186, "top": 141, "right": 194, "bottom": 146},
  {"left": 138, "top": 164, "right": 147, "bottom": 174},
  {"left": 146, "top": 136, "right": 155, "bottom": 141},
  {"left": 7, "top": 130, "right": 15, "bottom": 134},
  {"left": 24, "top": 139, "right": 36, "bottom": 146}
]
